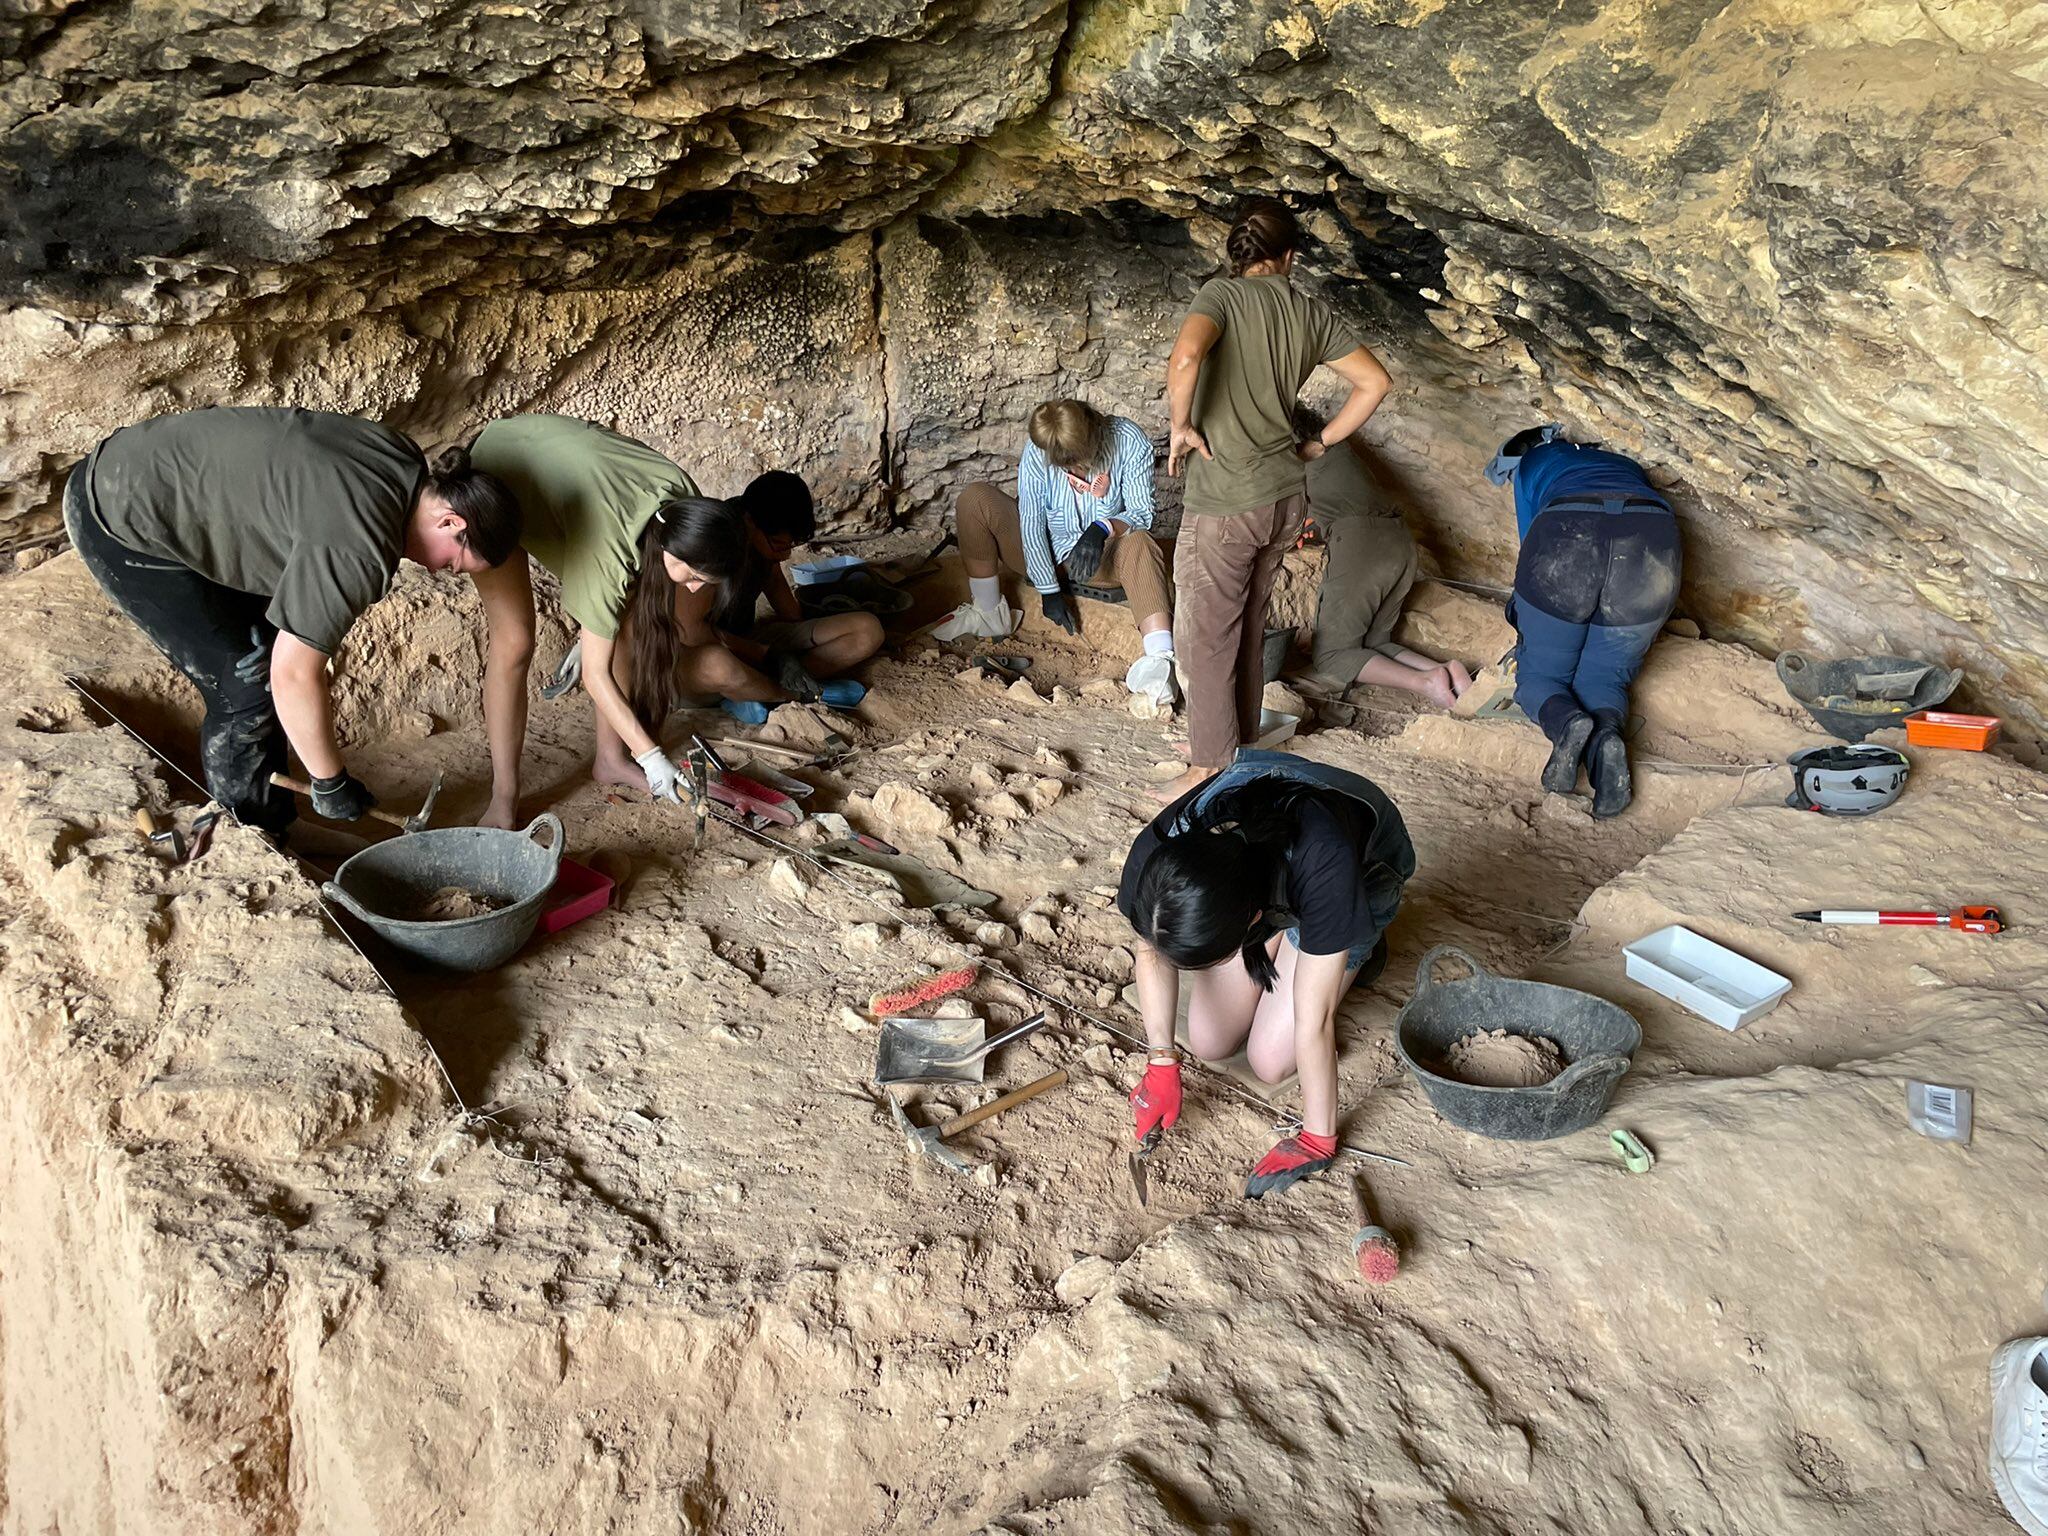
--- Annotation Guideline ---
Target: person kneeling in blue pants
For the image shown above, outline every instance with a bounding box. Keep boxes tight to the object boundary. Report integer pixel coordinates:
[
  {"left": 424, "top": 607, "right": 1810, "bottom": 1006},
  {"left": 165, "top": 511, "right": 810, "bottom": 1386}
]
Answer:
[{"left": 1487, "top": 427, "right": 1682, "bottom": 818}]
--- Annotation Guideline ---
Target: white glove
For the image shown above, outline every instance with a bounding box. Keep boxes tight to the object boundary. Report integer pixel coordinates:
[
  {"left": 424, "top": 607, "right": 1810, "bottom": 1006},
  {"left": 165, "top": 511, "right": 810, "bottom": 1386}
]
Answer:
[
  {"left": 636, "top": 746, "right": 684, "bottom": 804},
  {"left": 541, "top": 638, "right": 584, "bottom": 700}
]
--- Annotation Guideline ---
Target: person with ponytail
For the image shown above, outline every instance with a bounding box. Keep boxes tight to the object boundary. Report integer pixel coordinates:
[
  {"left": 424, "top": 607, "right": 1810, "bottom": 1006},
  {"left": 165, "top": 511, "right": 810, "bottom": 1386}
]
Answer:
[
  {"left": 1160, "top": 198, "right": 1395, "bottom": 801},
  {"left": 1116, "top": 750, "right": 1415, "bottom": 1200},
  {"left": 469, "top": 415, "right": 752, "bottom": 816},
  {"left": 65, "top": 406, "right": 521, "bottom": 838}
]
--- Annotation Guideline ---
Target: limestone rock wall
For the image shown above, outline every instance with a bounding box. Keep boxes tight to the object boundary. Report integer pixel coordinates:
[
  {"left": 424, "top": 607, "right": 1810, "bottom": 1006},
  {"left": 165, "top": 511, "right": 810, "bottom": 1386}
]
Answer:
[{"left": 5, "top": 0, "right": 2046, "bottom": 727}]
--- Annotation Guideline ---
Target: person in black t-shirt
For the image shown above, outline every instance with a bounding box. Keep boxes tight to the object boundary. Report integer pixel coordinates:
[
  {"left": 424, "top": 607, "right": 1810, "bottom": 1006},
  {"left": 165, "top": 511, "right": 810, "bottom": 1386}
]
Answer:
[
  {"left": 709, "top": 471, "right": 883, "bottom": 712},
  {"left": 1117, "top": 754, "right": 1414, "bottom": 1199}
]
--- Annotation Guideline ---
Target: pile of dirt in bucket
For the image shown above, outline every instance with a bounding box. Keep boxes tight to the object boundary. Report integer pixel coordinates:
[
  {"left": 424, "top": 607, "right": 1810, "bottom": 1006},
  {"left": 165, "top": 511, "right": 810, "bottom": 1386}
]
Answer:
[
  {"left": 1442, "top": 1027, "right": 1567, "bottom": 1088},
  {"left": 406, "top": 885, "right": 510, "bottom": 922}
]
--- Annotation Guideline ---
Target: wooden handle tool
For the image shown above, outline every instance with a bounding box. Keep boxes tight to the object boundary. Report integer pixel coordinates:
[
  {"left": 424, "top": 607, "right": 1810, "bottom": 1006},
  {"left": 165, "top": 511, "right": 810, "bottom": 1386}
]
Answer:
[
  {"left": 268, "top": 773, "right": 411, "bottom": 831},
  {"left": 936, "top": 1068, "right": 1069, "bottom": 1139}
]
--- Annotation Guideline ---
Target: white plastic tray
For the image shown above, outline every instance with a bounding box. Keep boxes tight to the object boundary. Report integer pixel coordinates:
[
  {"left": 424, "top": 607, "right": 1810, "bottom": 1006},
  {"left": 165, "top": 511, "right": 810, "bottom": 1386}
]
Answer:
[{"left": 1622, "top": 925, "right": 1792, "bottom": 1031}]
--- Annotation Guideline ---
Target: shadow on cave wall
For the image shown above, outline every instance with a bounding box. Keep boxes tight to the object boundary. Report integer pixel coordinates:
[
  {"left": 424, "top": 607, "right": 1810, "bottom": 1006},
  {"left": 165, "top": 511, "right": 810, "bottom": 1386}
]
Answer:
[{"left": 0, "top": 128, "right": 280, "bottom": 306}]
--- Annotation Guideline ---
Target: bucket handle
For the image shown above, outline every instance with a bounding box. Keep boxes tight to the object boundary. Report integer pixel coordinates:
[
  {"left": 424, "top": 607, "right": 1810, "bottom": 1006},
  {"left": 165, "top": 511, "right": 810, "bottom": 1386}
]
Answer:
[
  {"left": 1411, "top": 942, "right": 1493, "bottom": 999},
  {"left": 1551, "top": 1052, "right": 1632, "bottom": 1099},
  {"left": 523, "top": 812, "right": 567, "bottom": 877},
  {"left": 319, "top": 881, "right": 378, "bottom": 925}
]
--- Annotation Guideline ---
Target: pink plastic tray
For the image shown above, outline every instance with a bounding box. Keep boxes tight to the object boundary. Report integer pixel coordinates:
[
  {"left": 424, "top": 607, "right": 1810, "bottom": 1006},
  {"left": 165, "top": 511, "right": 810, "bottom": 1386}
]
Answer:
[{"left": 538, "top": 857, "right": 614, "bottom": 936}]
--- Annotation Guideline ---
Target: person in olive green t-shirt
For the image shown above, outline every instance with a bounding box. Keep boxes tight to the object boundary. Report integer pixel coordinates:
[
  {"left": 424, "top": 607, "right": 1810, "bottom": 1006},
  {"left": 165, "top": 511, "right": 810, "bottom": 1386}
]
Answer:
[
  {"left": 1159, "top": 199, "right": 1394, "bottom": 800},
  {"left": 470, "top": 416, "right": 817, "bottom": 819},
  {"left": 64, "top": 406, "right": 523, "bottom": 837},
  {"left": 1294, "top": 401, "right": 1472, "bottom": 711}
]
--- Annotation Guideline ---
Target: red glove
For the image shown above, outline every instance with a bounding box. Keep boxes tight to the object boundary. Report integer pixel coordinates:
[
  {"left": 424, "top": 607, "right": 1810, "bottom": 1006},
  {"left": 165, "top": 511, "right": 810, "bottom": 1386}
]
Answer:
[
  {"left": 1244, "top": 1131, "right": 1337, "bottom": 1200},
  {"left": 1130, "top": 1058, "right": 1182, "bottom": 1143}
]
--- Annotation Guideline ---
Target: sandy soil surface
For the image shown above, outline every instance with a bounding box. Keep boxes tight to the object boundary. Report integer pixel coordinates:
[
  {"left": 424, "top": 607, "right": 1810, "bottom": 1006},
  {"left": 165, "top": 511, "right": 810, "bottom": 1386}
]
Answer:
[{"left": 1, "top": 550, "right": 2044, "bottom": 1534}]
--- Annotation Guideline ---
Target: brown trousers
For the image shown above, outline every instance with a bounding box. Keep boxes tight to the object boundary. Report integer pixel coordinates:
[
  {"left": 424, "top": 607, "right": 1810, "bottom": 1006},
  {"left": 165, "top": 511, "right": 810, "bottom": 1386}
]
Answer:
[
  {"left": 954, "top": 483, "right": 1173, "bottom": 622},
  {"left": 1174, "top": 496, "right": 1306, "bottom": 769}
]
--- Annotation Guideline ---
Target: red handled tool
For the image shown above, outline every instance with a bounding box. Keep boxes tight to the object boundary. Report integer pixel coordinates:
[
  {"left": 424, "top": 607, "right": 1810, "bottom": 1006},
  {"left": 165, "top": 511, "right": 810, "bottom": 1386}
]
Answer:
[{"left": 1792, "top": 906, "right": 2005, "bottom": 935}]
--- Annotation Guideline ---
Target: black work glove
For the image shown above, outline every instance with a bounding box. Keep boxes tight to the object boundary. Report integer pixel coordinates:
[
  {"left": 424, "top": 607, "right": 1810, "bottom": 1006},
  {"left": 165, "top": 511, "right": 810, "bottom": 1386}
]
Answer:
[
  {"left": 1040, "top": 589, "right": 1081, "bottom": 635},
  {"left": 233, "top": 626, "right": 272, "bottom": 687},
  {"left": 310, "top": 771, "right": 378, "bottom": 822},
  {"left": 765, "top": 647, "right": 823, "bottom": 702},
  {"left": 1062, "top": 522, "right": 1110, "bottom": 584}
]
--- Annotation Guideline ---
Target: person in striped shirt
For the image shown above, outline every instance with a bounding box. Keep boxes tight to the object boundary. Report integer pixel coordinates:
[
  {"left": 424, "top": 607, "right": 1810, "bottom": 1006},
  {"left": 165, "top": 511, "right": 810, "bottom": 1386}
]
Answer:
[{"left": 937, "top": 400, "right": 1177, "bottom": 702}]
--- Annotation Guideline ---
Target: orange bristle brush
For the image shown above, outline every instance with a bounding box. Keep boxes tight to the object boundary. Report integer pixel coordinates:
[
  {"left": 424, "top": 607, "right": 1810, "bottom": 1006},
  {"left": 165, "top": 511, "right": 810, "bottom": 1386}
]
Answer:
[
  {"left": 868, "top": 965, "right": 979, "bottom": 1018},
  {"left": 1350, "top": 1182, "right": 1400, "bottom": 1285}
]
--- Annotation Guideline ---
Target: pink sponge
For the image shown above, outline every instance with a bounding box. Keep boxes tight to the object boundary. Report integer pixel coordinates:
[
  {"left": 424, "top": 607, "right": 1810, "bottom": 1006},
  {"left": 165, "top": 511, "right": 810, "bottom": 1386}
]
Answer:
[{"left": 868, "top": 965, "right": 978, "bottom": 1017}]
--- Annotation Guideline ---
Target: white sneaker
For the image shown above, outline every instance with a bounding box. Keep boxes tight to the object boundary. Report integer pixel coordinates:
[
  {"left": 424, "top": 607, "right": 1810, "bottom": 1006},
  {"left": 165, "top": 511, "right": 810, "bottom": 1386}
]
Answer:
[
  {"left": 1993, "top": 1337, "right": 2048, "bottom": 1536},
  {"left": 932, "top": 600, "right": 1019, "bottom": 642},
  {"left": 1125, "top": 652, "right": 1178, "bottom": 706}
]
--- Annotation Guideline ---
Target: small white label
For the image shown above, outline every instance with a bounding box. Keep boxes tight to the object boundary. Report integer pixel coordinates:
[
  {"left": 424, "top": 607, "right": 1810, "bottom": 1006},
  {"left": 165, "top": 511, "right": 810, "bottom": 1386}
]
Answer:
[{"left": 1907, "top": 1081, "right": 1973, "bottom": 1145}]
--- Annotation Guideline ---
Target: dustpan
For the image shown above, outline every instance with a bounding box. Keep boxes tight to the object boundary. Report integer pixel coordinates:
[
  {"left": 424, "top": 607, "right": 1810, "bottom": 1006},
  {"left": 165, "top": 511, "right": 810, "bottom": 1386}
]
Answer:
[{"left": 874, "top": 1011, "right": 1047, "bottom": 1087}]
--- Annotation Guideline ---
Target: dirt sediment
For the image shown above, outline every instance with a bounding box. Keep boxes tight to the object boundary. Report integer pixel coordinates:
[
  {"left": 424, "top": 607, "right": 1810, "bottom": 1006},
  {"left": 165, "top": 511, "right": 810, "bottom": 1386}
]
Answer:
[
  {"left": 1442, "top": 1029, "right": 1567, "bottom": 1089},
  {"left": 1, "top": 553, "right": 2044, "bottom": 1533}
]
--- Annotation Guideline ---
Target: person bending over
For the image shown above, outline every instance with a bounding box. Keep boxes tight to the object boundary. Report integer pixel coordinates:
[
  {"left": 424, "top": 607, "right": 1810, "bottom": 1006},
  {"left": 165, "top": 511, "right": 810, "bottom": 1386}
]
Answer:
[
  {"left": 65, "top": 405, "right": 521, "bottom": 838},
  {"left": 711, "top": 470, "right": 881, "bottom": 715},
  {"left": 1487, "top": 426, "right": 1682, "bottom": 818},
  {"left": 937, "top": 399, "right": 1178, "bottom": 704},
  {"left": 469, "top": 415, "right": 752, "bottom": 809},
  {"left": 1118, "top": 750, "right": 1414, "bottom": 1200},
  {"left": 1162, "top": 199, "right": 1394, "bottom": 800},
  {"left": 1296, "top": 403, "right": 1471, "bottom": 710}
]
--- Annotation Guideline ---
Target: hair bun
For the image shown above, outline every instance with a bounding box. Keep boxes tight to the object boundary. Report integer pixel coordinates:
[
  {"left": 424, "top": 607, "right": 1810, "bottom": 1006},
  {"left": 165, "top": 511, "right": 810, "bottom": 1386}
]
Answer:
[{"left": 429, "top": 444, "right": 472, "bottom": 478}]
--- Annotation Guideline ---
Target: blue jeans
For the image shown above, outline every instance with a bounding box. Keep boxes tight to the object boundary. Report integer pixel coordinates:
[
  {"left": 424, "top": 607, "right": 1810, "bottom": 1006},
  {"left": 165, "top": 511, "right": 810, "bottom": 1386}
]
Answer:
[
  {"left": 1495, "top": 433, "right": 1681, "bottom": 739},
  {"left": 1511, "top": 602, "right": 1666, "bottom": 730}
]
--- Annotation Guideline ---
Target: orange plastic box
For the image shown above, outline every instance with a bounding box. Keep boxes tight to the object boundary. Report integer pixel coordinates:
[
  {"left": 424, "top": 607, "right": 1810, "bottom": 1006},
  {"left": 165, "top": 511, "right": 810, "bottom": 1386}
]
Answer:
[{"left": 1904, "top": 710, "right": 2001, "bottom": 750}]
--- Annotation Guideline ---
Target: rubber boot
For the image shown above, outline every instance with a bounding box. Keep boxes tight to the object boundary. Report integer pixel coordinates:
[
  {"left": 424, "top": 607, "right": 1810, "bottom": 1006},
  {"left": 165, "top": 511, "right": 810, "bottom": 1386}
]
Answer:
[
  {"left": 1588, "top": 719, "right": 1632, "bottom": 819},
  {"left": 1539, "top": 704, "right": 1596, "bottom": 795}
]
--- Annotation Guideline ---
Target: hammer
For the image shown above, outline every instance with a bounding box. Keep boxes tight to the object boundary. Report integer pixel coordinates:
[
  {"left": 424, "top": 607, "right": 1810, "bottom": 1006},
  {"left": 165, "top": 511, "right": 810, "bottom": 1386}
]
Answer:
[
  {"left": 888, "top": 1067, "right": 1070, "bottom": 1176},
  {"left": 270, "top": 772, "right": 443, "bottom": 834}
]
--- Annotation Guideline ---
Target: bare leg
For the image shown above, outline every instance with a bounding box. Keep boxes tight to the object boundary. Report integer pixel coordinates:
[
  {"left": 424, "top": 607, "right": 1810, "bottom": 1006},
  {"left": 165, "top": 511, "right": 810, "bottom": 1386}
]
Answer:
[
  {"left": 678, "top": 642, "right": 784, "bottom": 704},
  {"left": 1243, "top": 938, "right": 1364, "bottom": 1086},
  {"left": 1355, "top": 653, "right": 1459, "bottom": 711},
  {"left": 798, "top": 612, "right": 884, "bottom": 678},
  {"left": 1390, "top": 646, "right": 1472, "bottom": 695},
  {"left": 1184, "top": 948, "right": 1266, "bottom": 1063},
  {"left": 1138, "top": 611, "right": 1170, "bottom": 638},
  {"left": 1152, "top": 762, "right": 1218, "bottom": 804}
]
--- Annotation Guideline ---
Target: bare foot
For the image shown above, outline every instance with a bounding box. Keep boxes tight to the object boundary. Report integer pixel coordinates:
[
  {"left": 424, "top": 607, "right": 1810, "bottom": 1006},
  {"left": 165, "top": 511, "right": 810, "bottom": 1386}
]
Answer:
[
  {"left": 1448, "top": 659, "right": 1474, "bottom": 696},
  {"left": 1419, "top": 667, "right": 1459, "bottom": 712},
  {"left": 1151, "top": 764, "right": 1218, "bottom": 804},
  {"left": 593, "top": 754, "right": 649, "bottom": 791}
]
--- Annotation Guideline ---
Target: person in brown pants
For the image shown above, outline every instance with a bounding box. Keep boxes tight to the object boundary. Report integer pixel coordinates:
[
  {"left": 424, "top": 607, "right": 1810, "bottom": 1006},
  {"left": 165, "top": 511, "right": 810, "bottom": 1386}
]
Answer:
[
  {"left": 1161, "top": 199, "right": 1395, "bottom": 799},
  {"left": 938, "top": 401, "right": 1178, "bottom": 703}
]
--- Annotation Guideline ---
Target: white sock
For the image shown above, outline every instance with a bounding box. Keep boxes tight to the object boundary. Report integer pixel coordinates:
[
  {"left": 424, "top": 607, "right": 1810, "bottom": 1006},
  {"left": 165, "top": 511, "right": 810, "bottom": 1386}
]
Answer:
[
  {"left": 969, "top": 576, "right": 1003, "bottom": 614},
  {"left": 1143, "top": 629, "right": 1175, "bottom": 658}
]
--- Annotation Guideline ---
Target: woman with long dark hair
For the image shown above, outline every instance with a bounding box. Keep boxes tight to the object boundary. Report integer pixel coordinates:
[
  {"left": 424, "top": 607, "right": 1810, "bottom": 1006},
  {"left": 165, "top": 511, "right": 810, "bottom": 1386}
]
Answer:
[
  {"left": 1117, "top": 751, "right": 1414, "bottom": 1199},
  {"left": 469, "top": 416, "right": 750, "bottom": 813},
  {"left": 1159, "top": 199, "right": 1394, "bottom": 801}
]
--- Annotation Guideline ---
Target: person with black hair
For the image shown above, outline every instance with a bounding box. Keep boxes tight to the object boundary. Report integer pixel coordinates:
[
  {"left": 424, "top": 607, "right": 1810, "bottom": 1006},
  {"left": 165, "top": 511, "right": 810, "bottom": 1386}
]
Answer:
[
  {"left": 469, "top": 415, "right": 760, "bottom": 814},
  {"left": 1161, "top": 198, "right": 1394, "bottom": 802},
  {"left": 65, "top": 405, "right": 522, "bottom": 837},
  {"left": 1486, "top": 426, "right": 1682, "bottom": 817},
  {"left": 711, "top": 470, "right": 881, "bottom": 709},
  {"left": 1117, "top": 750, "right": 1415, "bottom": 1199}
]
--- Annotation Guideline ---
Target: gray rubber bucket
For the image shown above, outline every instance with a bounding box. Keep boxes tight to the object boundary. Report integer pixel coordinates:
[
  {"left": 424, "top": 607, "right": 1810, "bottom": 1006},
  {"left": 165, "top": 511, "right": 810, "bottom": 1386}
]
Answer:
[
  {"left": 321, "top": 813, "right": 565, "bottom": 972},
  {"left": 1395, "top": 944, "right": 1640, "bottom": 1141},
  {"left": 1776, "top": 651, "right": 1960, "bottom": 743}
]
